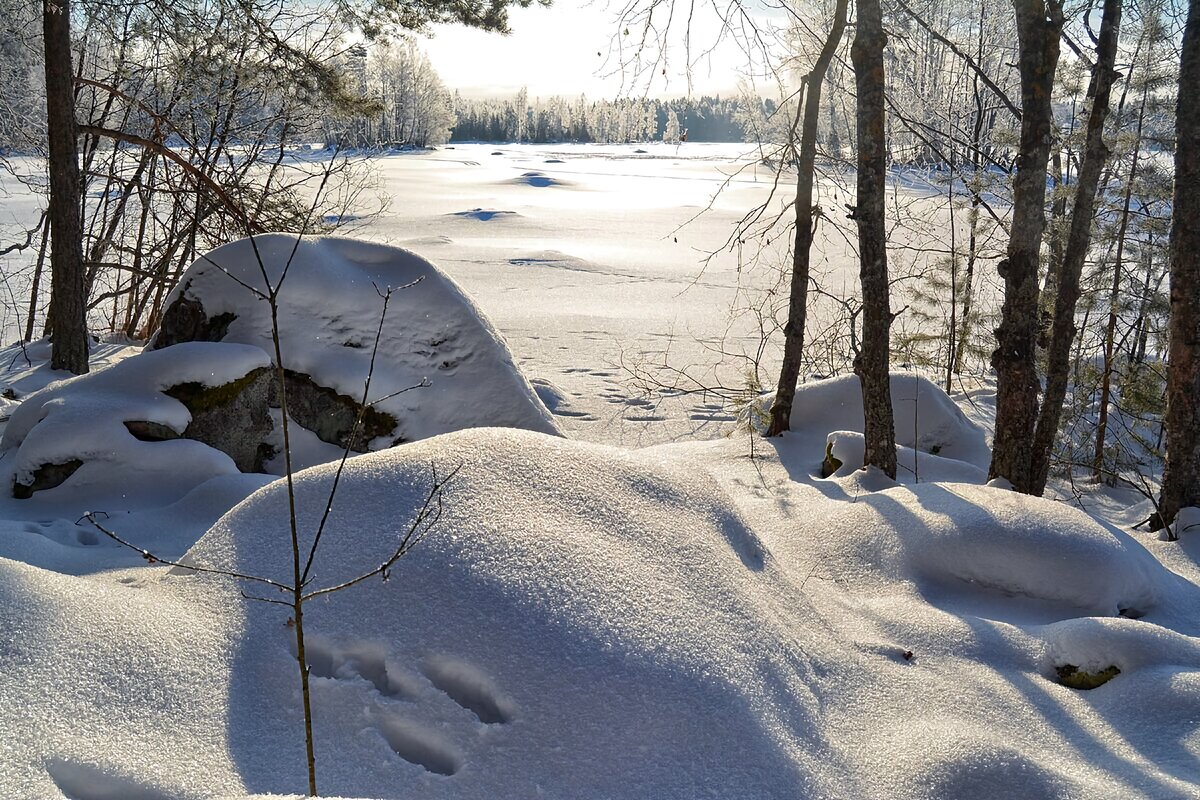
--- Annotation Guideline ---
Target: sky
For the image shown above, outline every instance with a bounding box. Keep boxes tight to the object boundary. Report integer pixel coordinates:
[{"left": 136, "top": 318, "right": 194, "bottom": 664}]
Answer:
[{"left": 421, "top": 0, "right": 782, "bottom": 100}]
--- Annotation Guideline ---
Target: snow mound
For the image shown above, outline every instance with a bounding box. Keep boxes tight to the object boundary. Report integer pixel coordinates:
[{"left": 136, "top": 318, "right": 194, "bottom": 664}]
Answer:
[
  {"left": 183, "top": 426, "right": 836, "bottom": 798},
  {"left": 1039, "top": 615, "right": 1200, "bottom": 677},
  {"left": 149, "top": 234, "right": 560, "bottom": 446},
  {"left": 446, "top": 208, "right": 521, "bottom": 221},
  {"left": 0, "top": 342, "right": 270, "bottom": 511},
  {"left": 869, "top": 483, "right": 1168, "bottom": 616},
  {"left": 791, "top": 373, "right": 990, "bottom": 468},
  {"left": 504, "top": 171, "right": 569, "bottom": 188},
  {"left": 507, "top": 250, "right": 608, "bottom": 275},
  {"left": 0, "top": 340, "right": 140, "bottom": 426},
  {"left": 751, "top": 373, "right": 988, "bottom": 471},
  {"left": 825, "top": 430, "right": 988, "bottom": 484},
  {"left": 0, "top": 556, "right": 243, "bottom": 797}
]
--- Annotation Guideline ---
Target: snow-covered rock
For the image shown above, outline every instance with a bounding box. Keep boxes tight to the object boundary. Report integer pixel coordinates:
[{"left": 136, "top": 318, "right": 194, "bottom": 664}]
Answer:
[
  {"left": 149, "top": 234, "right": 561, "bottom": 449},
  {"left": 749, "top": 373, "right": 990, "bottom": 473},
  {"left": 0, "top": 342, "right": 271, "bottom": 508}
]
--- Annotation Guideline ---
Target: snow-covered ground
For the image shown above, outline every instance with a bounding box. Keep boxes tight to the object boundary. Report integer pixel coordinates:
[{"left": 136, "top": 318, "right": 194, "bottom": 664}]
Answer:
[{"left": 0, "top": 144, "right": 1196, "bottom": 798}]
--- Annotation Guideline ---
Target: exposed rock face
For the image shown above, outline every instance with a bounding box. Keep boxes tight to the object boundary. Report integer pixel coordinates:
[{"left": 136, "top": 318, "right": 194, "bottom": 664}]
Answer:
[
  {"left": 272, "top": 370, "right": 397, "bottom": 452},
  {"left": 165, "top": 367, "right": 276, "bottom": 472},
  {"left": 152, "top": 288, "right": 237, "bottom": 349},
  {"left": 12, "top": 459, "right": 82, "bottom": 499}
]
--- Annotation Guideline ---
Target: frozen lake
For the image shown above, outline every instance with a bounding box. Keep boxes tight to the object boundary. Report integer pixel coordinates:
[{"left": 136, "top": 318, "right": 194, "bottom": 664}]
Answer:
[{"left": 0, "top": 141, "right": 990, "bottom": 445}]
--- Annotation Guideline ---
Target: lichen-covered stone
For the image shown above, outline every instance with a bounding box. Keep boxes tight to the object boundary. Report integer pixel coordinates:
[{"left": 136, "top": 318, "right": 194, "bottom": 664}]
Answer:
[
  {"left": 1056, "top": 663, "right": 1121, "bottom": 690},
  {"left": 272, "top": 370, "right": 397, "bottom": 452},
  {"left": 165, "top": 367, "right": 275, "bottom": 472},
  {"left": 124, "top": 421, "right": 182, "bottom": 442},
  {"left": 821, "top": 441, "right": 844, "bottom": 478},
  {"left": 150, "top": 287, "right": 237, "bottom": 350}
]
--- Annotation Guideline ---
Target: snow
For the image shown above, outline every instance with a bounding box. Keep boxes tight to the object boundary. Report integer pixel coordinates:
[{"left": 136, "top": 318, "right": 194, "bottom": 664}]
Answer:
[{"left": 0, "top": 144, "right": 1197, "bottom": 799}]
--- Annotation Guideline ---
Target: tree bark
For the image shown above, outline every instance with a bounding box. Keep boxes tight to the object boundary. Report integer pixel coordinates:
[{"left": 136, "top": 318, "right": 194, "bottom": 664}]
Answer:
[
  {"left": 766, "top": 0, "right": 850, "bottom": 436},
  {"left": 1029, "top": 0, "right": 1122, "bottom": 495},
  {"left": 988, "top": 0, "right": 1063, "bottom": 491},
  {"left": 1155, "top": 0, "right": 1200, "bottom": 533},
  {"left": 43, "top": 0, "right": 89, "bottom": 374},
  {"left": 851, "top": 0, "right": 896, "bottom": 478}
]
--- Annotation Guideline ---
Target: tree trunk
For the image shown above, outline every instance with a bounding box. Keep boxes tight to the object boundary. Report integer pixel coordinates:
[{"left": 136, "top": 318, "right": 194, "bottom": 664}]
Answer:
[
  {"left": 25, "top": 213, "right": 51, "bottom": 343},
  {"left": 988, "top": 0, "right": 1063, "bottom": 491},
  {"left": 43, "top": 0, "right": 89, "bottom": 374},
  {"left": 1039, "top": 147, "right": 1067, "bottom": 347},
  {"left": 766, "top": 0, "right": 850, "bottom": 436},
  {"left": 851, "top": 0, "right": 896, "bottom": 478},
  {"left": 1154, "top": 0, "right": 1200, "bottom": 533},
  {"left": 1029, "top": 0, "right": 1122, "bottom": 495}
]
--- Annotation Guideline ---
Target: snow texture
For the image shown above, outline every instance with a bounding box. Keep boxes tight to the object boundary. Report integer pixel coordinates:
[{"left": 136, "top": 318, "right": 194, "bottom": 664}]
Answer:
[{"left": 1, "top": 147, "right": 1198, "bottom": 800}]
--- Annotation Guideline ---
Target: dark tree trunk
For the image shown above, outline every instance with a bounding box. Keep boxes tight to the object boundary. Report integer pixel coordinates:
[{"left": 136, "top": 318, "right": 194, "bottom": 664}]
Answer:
[
  {"left": 766, "top": 0, "right": 849, "bottom": 436},
  {"left": 1154, "top": 0, "right": 1200, "bottom": 533},
  {"left": 851, "top": 0, "right": 896, "bottom": 478},
  {"left": 1039, "top": 147, "right": 1067, "bottom": 347},
  {"left": 43, "top": 0, "right": 89, "bottom": 374},
  {"left": 988, "top": 0, "right": 1063, "bottom": 491},
  {"left": 1029, "top": 0, "right": 1122, "bottom": 495}
]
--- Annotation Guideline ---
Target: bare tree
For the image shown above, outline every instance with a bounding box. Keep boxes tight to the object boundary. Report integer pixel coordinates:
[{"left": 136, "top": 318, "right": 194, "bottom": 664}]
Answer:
[
  {"left": 1154, "top": 0, "right": 1200, "bottom": 534},
  {"left": 851, "top": 0, "right": 896, "bottom": 477},
  {"left": 1028, "top": 0, "right": 1121, "bottom": 496},
  {"left": 766, "top": 0, "right": 849, "bottom": 436},
  {"left": 988, "top": 0, "right": 1063, "bottom": 491}
]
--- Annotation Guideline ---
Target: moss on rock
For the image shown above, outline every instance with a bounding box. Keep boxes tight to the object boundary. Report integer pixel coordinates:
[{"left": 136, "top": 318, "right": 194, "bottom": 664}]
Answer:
[{"left": 1056, "top": 663, "right": 1121, "bottom": 690}]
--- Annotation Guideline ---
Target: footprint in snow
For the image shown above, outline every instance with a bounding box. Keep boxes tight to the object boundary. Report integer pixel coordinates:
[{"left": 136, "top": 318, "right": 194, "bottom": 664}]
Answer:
[{"left": 305, "top": 638, "right": 514, "bottom": 776}]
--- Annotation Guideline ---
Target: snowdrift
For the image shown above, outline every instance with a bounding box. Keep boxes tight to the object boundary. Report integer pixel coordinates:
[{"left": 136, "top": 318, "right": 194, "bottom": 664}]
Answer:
[
  {"left": 183, "top": 426, "right": 832, "bottom": 799},
  {"left": 1, "top": 424, "right": 1197, "bottom": 797},
  {"left": 751, "top": 373, "right": 992, "bottom": 481}
]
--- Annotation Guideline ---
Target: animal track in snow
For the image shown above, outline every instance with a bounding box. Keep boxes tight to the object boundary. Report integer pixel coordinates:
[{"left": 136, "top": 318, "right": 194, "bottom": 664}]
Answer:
[
  {"left": 306, "top": 638, "right": 514, "bottom": 776},
  {"left": 47, "top": 759, "right": 174, "bottom": 800},
  {"left": 305, "top": 637, "right": 415, "bottom": 699},
  {"left": 421, "top": 654, "right": 515, "bottom": 724},
  {"left": 374, "top": 716, "right": 464, "bottom": 776}
]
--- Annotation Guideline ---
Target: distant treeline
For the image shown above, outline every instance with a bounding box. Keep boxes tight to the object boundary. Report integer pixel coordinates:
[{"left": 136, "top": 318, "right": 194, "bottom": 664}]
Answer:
[{"left": 449, "top": 92, "right": 747, "bottom": 143}]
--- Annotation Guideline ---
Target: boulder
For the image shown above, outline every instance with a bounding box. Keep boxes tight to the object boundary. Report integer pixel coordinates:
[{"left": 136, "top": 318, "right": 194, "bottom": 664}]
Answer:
[
  {"left": 165, "top": 366, "right": 275, "bottom": 472},
  {"left": 0, "top": 343, "right": 272, "bottom": 504},
  {"left": 148, "top": 234, "right": 561, "bottom": 451}
]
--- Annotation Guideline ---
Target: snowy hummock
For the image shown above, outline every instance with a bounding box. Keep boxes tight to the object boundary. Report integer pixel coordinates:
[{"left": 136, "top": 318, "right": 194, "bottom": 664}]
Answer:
[
  {"left": 5, "top": 422, "right": 1196, "bottom": 798},
  {"left": 151, "top": 234, "right": 561, "bottom": 445},
  {"left": 0, "top": 342, "right": 271, "bottom": 514}
]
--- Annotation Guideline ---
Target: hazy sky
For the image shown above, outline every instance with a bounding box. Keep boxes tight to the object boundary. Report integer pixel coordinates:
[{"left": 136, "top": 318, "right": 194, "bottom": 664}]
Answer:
[{"left": 422, "top": 1, "right": 779, "bottom": 100}]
